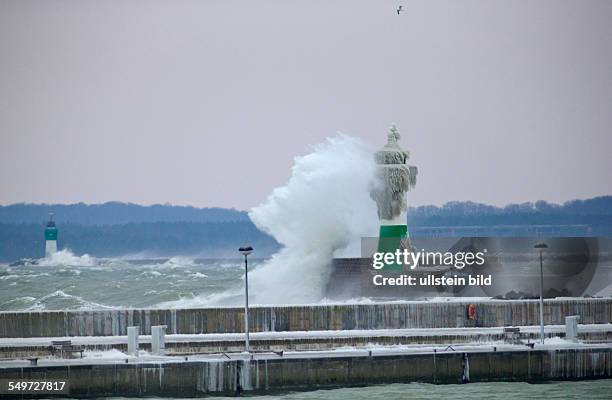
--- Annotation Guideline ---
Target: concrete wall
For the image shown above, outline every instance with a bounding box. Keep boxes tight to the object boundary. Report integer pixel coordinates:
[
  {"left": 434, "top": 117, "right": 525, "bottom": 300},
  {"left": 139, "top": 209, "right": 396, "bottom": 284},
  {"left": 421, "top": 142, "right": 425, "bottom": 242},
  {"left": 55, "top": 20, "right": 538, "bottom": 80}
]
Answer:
[
  {"left": 3, "top": 330, "right": 611, "bottom": 359},
  {"left": 1, "top": 299, "right": 611, "bottom": 338},
  {"left": 1, "top": 348, "right": 610, "bottom": 397},
  {"left": 5, "top": 332, "right": 612, "bottom": 361}
]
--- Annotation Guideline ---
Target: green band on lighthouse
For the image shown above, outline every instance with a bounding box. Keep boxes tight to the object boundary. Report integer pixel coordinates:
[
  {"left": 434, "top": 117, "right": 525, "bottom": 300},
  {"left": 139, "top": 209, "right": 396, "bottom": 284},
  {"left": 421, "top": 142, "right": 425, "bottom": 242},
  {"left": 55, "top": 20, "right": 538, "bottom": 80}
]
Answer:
[
  {"left": 377, "top": 225, "right": 407, "bottom": 270},
  {"left": 379, "top": 224, "right": 408, "bottom": 238},
  {"left": 45, "top": 228, "right": 58, "bottom": 241}
]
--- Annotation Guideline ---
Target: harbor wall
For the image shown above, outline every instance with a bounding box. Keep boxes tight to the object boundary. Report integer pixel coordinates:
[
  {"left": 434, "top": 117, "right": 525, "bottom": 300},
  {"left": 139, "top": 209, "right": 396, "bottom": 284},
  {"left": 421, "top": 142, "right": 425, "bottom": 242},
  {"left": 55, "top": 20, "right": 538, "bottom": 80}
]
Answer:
[
  {"left": 1, "top": 348, "right": 611, "bottom": 397},
  {"left": 1, "top": 299, "right": 611, "bottom": 338},
  {"left": 4, "top": 330, "right": 611, "bottom": 359}
]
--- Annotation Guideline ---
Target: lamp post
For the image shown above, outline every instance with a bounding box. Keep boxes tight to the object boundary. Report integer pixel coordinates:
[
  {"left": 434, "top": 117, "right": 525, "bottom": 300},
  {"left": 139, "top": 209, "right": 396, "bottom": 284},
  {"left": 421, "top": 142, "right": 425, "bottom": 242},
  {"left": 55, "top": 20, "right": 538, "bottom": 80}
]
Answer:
[
  {"left": 534, "top": 243, "right": 548, "bottom": 344},
  {"left": 238, "top": 246, "right": 253, "bottom": 352}
]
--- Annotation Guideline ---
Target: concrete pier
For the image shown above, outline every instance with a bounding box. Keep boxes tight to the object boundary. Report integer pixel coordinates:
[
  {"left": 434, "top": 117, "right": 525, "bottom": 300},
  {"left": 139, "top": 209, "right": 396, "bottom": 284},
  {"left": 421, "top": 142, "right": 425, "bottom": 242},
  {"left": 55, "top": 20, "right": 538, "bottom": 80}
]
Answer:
[
  {"left": 1, "top": 344, "right": 610, "bottom": 398},
  {"left": 1, "top": 324, "right": 611, "bottom": 359},
  {"left": 2, "top": 299, "right": 611, "bottom": 397},
  {"left": 1, "top": 298, "right": 611, "bottom": 338}
]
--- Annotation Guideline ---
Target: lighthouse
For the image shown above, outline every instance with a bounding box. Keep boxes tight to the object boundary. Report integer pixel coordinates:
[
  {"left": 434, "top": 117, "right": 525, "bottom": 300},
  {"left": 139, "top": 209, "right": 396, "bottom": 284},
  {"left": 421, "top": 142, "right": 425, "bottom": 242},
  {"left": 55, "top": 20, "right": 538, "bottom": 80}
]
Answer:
[
  {"left": 44, "top": 213, "right": 58, "bottom": 257},
  {"left": 370, "top": 125, "right": 418, "bottom": 267}
]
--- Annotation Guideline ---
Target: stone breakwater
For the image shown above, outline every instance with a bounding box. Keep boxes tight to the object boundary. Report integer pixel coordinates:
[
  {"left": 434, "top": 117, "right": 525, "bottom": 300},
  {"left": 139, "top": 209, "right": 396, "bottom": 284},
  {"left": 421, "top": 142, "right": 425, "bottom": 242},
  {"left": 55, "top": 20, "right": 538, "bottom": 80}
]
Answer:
[{"left": 1, "top": 299, "right": 611, "bottom": 338}]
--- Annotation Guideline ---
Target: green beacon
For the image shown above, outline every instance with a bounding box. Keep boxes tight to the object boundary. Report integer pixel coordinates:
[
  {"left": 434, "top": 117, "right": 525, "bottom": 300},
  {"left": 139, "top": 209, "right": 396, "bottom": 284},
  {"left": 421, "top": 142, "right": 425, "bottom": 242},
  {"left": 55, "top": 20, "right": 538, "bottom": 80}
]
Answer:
[{"left": 44, "top": 213, "right": 58, "bottom": 257}]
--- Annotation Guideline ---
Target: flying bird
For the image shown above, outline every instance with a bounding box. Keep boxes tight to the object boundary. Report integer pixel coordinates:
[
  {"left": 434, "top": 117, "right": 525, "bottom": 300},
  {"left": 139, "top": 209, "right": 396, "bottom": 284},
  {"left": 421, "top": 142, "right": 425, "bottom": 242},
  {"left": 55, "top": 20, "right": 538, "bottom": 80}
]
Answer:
[{"left": 397, "top": 5, "right": 403, "bottom": 15}]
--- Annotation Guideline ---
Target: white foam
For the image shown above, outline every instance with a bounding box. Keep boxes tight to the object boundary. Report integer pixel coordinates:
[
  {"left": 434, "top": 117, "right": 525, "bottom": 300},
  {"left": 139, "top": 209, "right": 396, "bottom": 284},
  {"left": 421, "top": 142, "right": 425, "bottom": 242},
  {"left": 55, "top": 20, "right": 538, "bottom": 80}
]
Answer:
[
  {"left": 246, "top": 135, "right": 379, "bottom": 304},
  {"left": 24, "top": 290, "right": 115, "bottom": 311},
  {"left": 84, "top": 349, "right": 129, "bottom": 359},
  {"left": 36, "top": 249, "right": 97, "bottom": 267},
  {"left": 161, "top": 256, "right": 197, "bottom": 268}
]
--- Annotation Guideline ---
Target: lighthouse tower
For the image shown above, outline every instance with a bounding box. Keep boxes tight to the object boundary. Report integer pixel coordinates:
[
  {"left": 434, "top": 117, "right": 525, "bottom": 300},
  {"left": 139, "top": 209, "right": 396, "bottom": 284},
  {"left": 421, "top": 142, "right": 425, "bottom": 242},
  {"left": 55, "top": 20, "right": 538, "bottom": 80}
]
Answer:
[
  {"left": 370, "top": 125, "right": 418, "bottom": 263},
  {"left": 44, "top": 213, "right": 58, "bottom": 257}
]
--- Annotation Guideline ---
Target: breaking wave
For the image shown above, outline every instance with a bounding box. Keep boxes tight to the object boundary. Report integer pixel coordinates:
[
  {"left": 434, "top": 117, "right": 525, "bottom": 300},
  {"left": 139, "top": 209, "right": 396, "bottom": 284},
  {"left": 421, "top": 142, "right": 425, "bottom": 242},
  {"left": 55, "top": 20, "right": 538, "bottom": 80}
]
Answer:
[
  {"left": 246, "top": 135, "right": 379, "bottom": 304},
  {"left": 36, "top": 249, "right": 97, "bottom": 267},
  {"left": 12, "top": 290, "right": 115, "bottom": 311}
]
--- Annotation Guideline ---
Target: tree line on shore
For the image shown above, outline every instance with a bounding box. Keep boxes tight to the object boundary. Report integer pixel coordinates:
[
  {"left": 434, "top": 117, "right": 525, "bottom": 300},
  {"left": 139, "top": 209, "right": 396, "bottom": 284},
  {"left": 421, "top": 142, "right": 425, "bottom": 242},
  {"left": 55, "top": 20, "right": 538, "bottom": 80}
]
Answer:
[{"left": 0, "top": 197, "right": 610, "bottom": 261}]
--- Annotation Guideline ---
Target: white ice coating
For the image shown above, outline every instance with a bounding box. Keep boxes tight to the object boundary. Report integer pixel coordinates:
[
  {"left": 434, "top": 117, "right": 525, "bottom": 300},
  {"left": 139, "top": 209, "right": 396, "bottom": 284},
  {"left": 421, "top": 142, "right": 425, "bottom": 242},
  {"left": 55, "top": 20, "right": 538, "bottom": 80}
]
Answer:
[
  {"left": 380, "top": 211, "right": 408, "bottom": 227},
  {"left": 206, "top": 361, "right": 224, "bottom": 392},
  {"left": 370, "top": 125, "right": 417, "bottom": 223}
]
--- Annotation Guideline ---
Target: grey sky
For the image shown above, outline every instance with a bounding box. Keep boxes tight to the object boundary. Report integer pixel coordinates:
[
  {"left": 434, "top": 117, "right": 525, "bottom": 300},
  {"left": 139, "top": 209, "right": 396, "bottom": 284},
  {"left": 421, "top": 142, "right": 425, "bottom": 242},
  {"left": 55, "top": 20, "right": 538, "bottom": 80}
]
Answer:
[{"left": 1, "top": 0, "right": 611, "bottom": 210}]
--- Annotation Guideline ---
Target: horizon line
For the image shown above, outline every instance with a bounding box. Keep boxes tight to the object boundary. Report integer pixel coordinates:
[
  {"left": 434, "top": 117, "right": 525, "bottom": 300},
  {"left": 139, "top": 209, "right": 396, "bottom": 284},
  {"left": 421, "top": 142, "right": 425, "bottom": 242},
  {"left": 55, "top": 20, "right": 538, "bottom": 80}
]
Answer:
[{"left": 0, "top": 195, "right": 610, "bottom": 212}]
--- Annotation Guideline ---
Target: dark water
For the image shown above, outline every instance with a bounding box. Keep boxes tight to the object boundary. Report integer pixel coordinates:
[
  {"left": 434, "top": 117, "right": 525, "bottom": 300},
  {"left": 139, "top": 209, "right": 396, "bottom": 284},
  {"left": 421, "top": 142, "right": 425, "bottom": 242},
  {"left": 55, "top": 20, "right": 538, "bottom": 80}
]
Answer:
[
  {"left": 1, "top": 250, "right": 611, "bottom": 311},
  {"left": 252, "top": 380, "right": 612, "bottom": 399},
  {"left": 108, "top": 380, "right": 612, "bottom": 399}
]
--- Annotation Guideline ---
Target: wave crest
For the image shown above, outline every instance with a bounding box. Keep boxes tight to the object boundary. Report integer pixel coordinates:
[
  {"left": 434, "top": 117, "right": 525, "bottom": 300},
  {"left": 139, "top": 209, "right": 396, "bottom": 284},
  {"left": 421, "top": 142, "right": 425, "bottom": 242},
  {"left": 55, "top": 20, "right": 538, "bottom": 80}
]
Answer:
[
  {"left": 36, "top": 249, "right": 97, "bottom": 267},
  {"left": 247, "top": 135, "right": 379, "bottom": 304}
]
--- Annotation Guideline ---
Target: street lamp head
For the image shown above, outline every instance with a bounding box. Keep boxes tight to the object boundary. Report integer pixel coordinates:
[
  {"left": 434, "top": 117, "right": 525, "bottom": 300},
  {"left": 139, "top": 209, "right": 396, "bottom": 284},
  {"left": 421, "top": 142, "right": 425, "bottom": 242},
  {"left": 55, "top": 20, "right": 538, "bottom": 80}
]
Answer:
[
  {"left": 239, "top": 246, "right": 253, "bottom": 256},
  {"left": 534, "top": 243, "right": 548, "bottom": 250}
]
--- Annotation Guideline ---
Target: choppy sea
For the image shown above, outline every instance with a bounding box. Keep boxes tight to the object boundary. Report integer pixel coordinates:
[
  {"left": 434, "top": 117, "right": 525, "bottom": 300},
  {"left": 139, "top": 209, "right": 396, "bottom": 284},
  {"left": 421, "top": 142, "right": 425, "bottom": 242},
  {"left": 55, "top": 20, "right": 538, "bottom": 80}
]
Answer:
[
  {"left": 0, "top": 251, "right": 253, "bottom": 311},
  {"left": 2, "top": 248, "right": 612, "bottom": 311},
  {"left": 105, "top": 380, "right": 612, "bottom": 399}
]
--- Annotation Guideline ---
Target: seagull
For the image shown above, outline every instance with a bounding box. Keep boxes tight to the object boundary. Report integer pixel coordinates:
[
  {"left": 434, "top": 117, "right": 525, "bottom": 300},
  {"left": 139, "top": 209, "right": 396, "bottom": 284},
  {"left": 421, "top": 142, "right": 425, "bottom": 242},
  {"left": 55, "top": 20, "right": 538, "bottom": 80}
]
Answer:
[{"left": 397, "top": 5, "right": 402, "bottom": 15}]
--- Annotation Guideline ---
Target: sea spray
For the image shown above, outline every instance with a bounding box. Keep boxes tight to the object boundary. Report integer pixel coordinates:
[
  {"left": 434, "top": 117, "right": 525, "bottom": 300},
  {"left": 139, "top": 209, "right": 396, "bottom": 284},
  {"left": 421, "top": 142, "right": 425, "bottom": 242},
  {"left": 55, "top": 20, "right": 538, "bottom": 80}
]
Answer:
[
  {"left": 247, "top": 135, "right": 379, "bottom": 304},
  {"left": 36, "top": 249, "right": 97, "bottom": 267}
]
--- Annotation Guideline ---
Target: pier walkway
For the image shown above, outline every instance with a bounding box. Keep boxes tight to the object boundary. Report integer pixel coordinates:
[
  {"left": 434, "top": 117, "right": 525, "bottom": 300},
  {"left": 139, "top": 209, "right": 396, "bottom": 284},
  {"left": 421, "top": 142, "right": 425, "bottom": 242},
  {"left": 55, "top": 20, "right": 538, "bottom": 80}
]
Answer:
[{"left": 1, "top": 323, "right": 611, "bottom": 358}]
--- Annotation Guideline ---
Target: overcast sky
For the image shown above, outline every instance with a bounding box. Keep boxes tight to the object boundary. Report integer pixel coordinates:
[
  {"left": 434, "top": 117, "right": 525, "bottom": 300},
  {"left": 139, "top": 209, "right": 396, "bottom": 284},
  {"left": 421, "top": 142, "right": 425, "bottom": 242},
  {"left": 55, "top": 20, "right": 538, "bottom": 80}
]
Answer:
[{"left": 1, "top": 0, "right": 611, "bottom": 210}]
